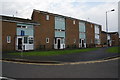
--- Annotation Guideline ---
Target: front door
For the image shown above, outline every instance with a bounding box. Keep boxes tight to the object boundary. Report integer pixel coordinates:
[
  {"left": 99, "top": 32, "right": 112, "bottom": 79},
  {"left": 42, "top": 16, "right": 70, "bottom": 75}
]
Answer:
[
  {"left": 57, "top": 39, "right": 61, "bottom": 49},
  {"left": 81, "top": 39, "right": 84, "bottom": 47},
  {"left": 18, "top": 38, "right": 22, "bottom": 50}
]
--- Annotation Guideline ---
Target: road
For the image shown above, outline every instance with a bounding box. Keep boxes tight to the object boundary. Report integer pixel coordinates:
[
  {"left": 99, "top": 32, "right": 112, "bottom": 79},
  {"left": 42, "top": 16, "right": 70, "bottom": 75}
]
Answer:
[{"left": 2, "top": 58, "right": 119, "bottom": 78}]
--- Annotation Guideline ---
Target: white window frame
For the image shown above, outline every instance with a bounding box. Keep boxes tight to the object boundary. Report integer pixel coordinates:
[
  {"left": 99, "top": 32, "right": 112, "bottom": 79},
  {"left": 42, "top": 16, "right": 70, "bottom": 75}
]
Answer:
[
  {"left": 74, "top": 39, "right": 76, "bottom": 43},
  {"left": 28, "top": 37, "right": 34, "bottom": 44},
  {"left": 7, "top": 36, "right": 11, "bottom": 43},
  {"left": 46, "top": 38, "right": 49, "bottom": 43},
  {"left": 95, "top": 25, "right": 100, "bottom": 34},
  {"left": 73, "top": 20, "right": 76, "bottom": 24},
  {"left": 91, "top": 24, "right": 93, "bottom": 28},
  {"left": 46, "top": 15, "right": 49, "bottom": 20},
  {"left": 91, "top": 39, "right": 93, "bottom": 43}
]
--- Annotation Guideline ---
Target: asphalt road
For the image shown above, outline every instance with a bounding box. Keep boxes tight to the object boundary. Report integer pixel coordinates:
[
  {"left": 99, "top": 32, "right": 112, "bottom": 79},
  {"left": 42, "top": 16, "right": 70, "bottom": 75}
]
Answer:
[{"left": 2, "top": 59, "right": 119, "bottom": 78}]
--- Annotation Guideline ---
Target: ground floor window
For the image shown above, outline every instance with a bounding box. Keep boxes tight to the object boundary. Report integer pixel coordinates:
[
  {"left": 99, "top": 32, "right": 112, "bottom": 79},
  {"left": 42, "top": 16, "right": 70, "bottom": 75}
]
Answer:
[
  {"left": 24, "top": 37, "right": 28, "bottom": 44},
  {"left": 7, "top": 36, "right": 11, "bottom": 43},
  {"left": 29, "top": 37, "right": 34, "bottom": 44},
  {"left": 95, "top": 39, "right": 100, "bottom": 44},
  {"left": 74, "top": 39, "right": 76, "bottom": 43},
  {"left": 46, "top": 38, "right": 49, "bottom": 43}
]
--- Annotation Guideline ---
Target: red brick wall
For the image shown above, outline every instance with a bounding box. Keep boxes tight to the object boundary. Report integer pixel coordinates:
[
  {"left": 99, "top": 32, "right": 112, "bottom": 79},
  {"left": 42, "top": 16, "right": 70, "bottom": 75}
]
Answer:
[
  {"left": 32, "top": 11, "right": 54, "bottom": 50},
  {"left": 101, "top": 32, "right": 107, "bottom": 45},
  {"left": 66, "top": 18, "right": 79, "bottom": 48},
  {"left": 86, "top": 22, "right": 95, "bottom": 47},
  {"left": 111, "top": 33, "right": 119, "bottom": 46},
  {"left": 2, "top": 21, "right": 16, "bottom": 52}
]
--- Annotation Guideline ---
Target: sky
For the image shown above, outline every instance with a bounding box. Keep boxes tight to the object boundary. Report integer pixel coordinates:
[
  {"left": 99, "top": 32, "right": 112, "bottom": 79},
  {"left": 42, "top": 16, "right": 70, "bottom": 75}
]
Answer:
[{"left": 0, "top": 0, "right": 119, "bottom": 32}]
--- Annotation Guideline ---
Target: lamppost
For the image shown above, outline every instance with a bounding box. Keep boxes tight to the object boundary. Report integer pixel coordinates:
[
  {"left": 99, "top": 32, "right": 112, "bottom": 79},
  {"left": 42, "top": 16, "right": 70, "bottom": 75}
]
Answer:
[{"left": 106, "top": 9, "right": 115, "bottom": 47}]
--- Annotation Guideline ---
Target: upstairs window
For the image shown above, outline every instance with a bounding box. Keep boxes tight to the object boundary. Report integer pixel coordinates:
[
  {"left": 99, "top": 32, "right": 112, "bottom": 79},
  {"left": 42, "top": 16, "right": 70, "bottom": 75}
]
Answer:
[
  {"left": 21, "top": 30, "right": 25, "bottom": 36},
  {"left": 73, "top": 20, "right": 76, "bottom": 24},
  {"left": 17, "top": 25, "right": 21, "bottom": 28},
  {"left": 7, "top": 36, "right": 11, "bottom": 43},
  {"left": 17, "top": 25, "right": 27, "bottom": 28},
  {"left": 46, "top": 15, "right": 49, "bottom": 20},
  {"left": 95, "top": 25, "right": 100, "bottom": 34},
  {"left": 91, "top": 24, "right": 93, "bottom": 28},
  {"left": 22, "top": 26, "right": 27, "bottom": 28}
]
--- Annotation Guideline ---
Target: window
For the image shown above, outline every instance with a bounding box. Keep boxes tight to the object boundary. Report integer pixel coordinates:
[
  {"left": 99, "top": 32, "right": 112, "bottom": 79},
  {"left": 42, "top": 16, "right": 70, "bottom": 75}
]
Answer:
[
  {"left": 95, "top": 39, "right": 100, "bottom": 44},
  {"left": 17, "top": 25, "right": 27, "bottom": 28},
  {"left": 91, "top": 39, "right": 93, "bottom": 43},
  {"left": 95, "top": 34, "right": 99, "bottom": 39},
  {"left": 73, "top": 20, "right": 76, "bottom": 24},
  {"left": 22, "top": 26, "right": 27, "bottom": 28},
  {"left": 61, "top": 39, "right": 63, "bottom": 44},
  {"left": 29, "top": 37, "right": 34, "bottom": 44},
  {"left": 95, "top": 25, "right": 100, "bottom": 34},
  {"left": 17, "top": 25, "right": 21, "bottom": 28},
  {"left": 24, "top": 37, "right": 28, "bottom": 44},
  {"left": 91, "top": 24, "right": 93, "bottom": 28},
  {"left": 46, "top": 38, "right": 49, "bottom": 43},
  {"left": 80, "top": 33, "right": 86, "bottom": 39},
  {"left": 107, "top": 34, "right": 110, "bottom": 40},
  {"left": 21, "top": 30, "right": 25, "bottom": 36},
  {"left": 74, "top": 39, "right": 76, "bottom": 43},
  {"left": 7, "top": 36, "right": 11, "bottom": 43},
  {"left": 79, "top": 22, "right": 86, "bottom": 32},
  {"left": 46, "top": 15, "right": 49, "bottom": 20}
]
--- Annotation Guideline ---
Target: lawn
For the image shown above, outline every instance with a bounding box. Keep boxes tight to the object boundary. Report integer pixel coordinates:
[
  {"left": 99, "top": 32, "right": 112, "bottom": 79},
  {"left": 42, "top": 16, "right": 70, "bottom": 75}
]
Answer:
[
  {"left": 7, "top": 48, "right": 98, "bottom": 56},
  {"left": 106, "top": 47, "right": 119, "bottom": 53}
]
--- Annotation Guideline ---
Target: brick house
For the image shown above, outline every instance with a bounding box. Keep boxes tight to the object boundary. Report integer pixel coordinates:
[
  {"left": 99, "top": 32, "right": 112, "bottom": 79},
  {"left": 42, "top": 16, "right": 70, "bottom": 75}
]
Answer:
[
  {"left": 31, "top": 9, "right": 102, "bottom": 50},
  {"left": 1, "top": 9, "right": 119, "bottom": 52},
  {"left": 101, "top": 31, "right": 107, "bottom": 47},
  {"left": 1, "top": 15, "right": 40, "bottom": 52},
  {"left": 107, "top": 32, "right": 119, "bottom": 46}
]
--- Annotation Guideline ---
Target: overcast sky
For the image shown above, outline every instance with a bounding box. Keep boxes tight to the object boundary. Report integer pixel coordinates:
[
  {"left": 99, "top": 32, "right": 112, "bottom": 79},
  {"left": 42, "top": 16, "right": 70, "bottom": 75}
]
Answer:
[{"left": 0, "top": 0, "right": 119, "bottom": 32}]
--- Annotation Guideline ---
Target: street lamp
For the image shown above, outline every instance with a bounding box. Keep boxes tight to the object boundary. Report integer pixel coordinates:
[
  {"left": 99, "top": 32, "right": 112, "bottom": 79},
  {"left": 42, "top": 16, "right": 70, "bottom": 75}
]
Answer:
[{"left": 106, "top": 9, "right": 115, "bottom": 47}]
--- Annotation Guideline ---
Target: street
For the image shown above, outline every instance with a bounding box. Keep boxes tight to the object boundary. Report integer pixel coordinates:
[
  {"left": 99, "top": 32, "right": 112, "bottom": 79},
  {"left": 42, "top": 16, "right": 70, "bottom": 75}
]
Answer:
[{"left": 2, "top": 58, "right": 119, "bottom": 78}]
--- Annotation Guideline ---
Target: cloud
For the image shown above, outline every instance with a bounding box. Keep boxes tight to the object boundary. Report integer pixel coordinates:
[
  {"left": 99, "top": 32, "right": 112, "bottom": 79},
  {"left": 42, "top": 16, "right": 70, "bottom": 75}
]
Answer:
[{"left": 1, "top": 0, "right": 118, "bottom": 32}]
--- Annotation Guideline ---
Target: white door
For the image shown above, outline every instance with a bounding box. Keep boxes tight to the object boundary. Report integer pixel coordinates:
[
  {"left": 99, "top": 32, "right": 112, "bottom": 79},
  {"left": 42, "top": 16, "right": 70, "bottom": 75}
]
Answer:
[
  {"left": 16, "top": 36, "right": 34, "bottom": 51},
  {"left": 79, "top": 39, "right": 86, "bottom": 48},
  {"left": 54, "top": 38, "right": 65, "bottom": 49}
]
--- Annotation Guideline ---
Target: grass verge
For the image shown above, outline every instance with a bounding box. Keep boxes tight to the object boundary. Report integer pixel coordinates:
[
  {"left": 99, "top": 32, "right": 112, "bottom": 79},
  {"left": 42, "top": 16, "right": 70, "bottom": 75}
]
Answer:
[
  {"left": 7, "top": 48, "right": 98, "bottom": 56},
  {"left": 106, "top": 47, "right": 119, "bottom": 53}
]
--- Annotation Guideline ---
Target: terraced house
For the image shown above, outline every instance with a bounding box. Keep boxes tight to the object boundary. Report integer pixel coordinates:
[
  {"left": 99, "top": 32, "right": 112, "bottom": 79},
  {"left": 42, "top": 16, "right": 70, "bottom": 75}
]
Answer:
[
  {"left": 1, "top": 9, "right": 119, "bottom": 52},
  {"left": 1, "top": 15, "right": 40, "bottom": 52},
  {"left": 32, "top": 9, "right": 102, "bottom": 50}
]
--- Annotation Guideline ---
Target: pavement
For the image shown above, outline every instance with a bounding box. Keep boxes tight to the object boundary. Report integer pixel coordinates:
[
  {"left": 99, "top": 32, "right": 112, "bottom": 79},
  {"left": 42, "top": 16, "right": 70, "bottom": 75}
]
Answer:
[{"left": 2, "top": 47, "right": 119, "bottom": 63}]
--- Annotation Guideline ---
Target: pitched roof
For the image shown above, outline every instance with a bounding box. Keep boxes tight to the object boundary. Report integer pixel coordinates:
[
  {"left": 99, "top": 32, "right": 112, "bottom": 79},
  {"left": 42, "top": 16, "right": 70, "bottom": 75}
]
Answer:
[
  {"left": 33, "top": 9, "right": 101, "bottom": 26},
  {"left": 0, "top": 15, "right": 40, "bottom": 25}
]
